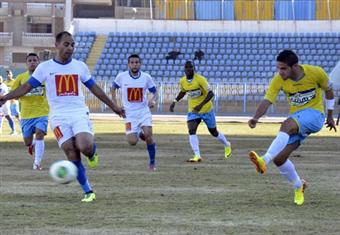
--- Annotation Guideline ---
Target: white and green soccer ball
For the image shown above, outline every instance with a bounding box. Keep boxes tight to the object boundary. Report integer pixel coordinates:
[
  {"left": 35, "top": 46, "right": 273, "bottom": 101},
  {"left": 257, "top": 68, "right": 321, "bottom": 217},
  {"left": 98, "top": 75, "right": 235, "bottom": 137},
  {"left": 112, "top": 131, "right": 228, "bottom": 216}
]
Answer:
[{"left": 49, "top": 160, "right": 78, "bottom": 184}]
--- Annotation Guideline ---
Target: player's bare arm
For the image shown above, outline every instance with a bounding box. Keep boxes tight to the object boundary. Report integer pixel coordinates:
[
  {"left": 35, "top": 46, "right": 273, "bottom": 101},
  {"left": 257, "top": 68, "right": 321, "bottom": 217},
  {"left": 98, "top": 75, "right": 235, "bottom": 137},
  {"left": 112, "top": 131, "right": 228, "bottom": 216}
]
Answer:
[
  {"left": 89, "top": 83, "right": 125, "bottom": 117},
  {"left": 0, "top": 83, "right": 32, "bottom": 106},
  {"left": 148, "top": 90, "right": 158, "bottom": 108},
  {"left": 248, "top": 99, "right": 272, "bottom": 128},
  {"left": 324, "top": 89, "right": 337, "bottom": 132},
  {"left": 192, "top": 90, "right": 214, "bottom": 113},
  {"left": 169, "top": 91, "right": 186, "bottom": 112}
]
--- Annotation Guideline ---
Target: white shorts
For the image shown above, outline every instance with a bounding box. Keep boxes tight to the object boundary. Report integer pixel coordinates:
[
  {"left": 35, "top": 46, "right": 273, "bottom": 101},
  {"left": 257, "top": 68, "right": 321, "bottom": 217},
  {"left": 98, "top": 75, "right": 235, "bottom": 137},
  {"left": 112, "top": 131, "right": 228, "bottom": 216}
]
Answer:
[
  {"left": 0, "top": 102, "right": 10, "bottom": 116},
  {"left": 50, "top": 114, "right": 94, "bottom": 147},
  {"left": 125, "top": 109, "right": 152, "bottom": 135}
]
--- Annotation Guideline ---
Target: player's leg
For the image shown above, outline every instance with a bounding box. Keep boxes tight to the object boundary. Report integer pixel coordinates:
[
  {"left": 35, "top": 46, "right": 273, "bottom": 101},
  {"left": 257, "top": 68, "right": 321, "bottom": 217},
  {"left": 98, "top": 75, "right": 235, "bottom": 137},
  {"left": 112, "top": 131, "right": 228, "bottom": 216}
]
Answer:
[
  {"left": 61, "top": 137, "right": 95, "bottom": 202},
  {"left": 0, "top": 113, "right": 4, "bottom": 134},
  {"left": 204, "top": 111, "right": 232, "bottom": 159},
  {"left": 273, "top": 142, "right": 307, "bottom": 205},
  {"left": 141, "top": 125, "right": 156, "bottom": 171},
  {"left": 5, "top": 114, "right": 16, "bottom": 134},
  {"left": 249, "top": 117, "right": 298, "bottom": 174},
  {"left": 187, "top": 113, "right": 202, "bottom": 162},
  {"left": 10, "top": 103, "right": 20, "bottom": 122}
]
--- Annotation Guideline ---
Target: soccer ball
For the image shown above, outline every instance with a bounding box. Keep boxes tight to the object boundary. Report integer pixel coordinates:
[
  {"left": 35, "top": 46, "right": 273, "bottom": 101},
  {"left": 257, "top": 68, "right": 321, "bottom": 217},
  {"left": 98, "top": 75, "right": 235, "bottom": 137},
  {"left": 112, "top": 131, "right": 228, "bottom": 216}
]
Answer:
[{"left": 49, "top": 160, "right": 78, "bottom": 184}]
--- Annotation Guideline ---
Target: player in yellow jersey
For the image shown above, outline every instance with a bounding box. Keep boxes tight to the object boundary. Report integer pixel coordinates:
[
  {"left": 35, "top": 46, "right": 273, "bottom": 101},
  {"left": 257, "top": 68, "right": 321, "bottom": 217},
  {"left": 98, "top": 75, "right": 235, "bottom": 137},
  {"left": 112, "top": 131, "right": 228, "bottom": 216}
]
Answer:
[
  {"left": 248, "top": 50, "right": 336, "bottom": 206},
  {"left": 169, "top": 61, "right": 232, "bottom": 162},
  {"left": 5, "top": 70, "right": 20, "bottom": 123},
  {"left": 12, "top": 53, "right": 49, "bottom": 170}
]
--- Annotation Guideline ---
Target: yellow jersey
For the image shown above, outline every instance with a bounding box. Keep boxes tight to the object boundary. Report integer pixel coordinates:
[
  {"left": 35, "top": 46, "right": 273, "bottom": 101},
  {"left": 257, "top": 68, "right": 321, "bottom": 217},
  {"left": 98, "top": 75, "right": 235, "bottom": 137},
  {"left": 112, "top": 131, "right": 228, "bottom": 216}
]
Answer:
[
  {"left": 12, "top": 71, "right": 49, "bottom": 119},
  {"left": 265, "top": 64, "right": 331, "bottom": 114},
  {"left": 179, "top": 73, "right": 213, "bottom": 113}
]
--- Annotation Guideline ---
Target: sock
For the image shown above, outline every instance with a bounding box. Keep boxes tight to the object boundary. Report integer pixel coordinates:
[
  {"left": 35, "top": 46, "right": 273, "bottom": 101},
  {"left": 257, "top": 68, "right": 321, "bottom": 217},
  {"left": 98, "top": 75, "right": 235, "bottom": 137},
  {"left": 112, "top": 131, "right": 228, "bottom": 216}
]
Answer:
[
  {"left": 278, "top": 159, "right": 302, "bottom": 189},
  {"left": 0, "top": 116, "right": 3, "bottom": 133},
  {"left": 216, "top": 131, "right": 228, "bottom": 146},
  {"left": 189, "top": 134, "right": 200, "bottom": 157},
  {"left": 72, "top": 160, "right": 92, "bottom": 193},
  {"left": 8, "top": 117, "right": 15, "bottom": 132},
  {"left": 263, "top": 131, "right": 290, "bottom": 164},
  {"left": 147, "top": 143, "right": 156, "bottom": 165},
  {"left": 34, "top": 140, "right": 45, "bottom": 165}
]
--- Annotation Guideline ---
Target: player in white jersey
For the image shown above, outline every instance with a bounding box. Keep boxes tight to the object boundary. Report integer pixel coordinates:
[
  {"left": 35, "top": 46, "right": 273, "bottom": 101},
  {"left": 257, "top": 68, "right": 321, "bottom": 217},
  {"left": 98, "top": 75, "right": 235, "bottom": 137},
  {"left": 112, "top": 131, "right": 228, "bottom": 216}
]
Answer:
[
  {"left": 0, "top": 31, "right": 124, "bottom": 202},
  {"left": 112, "top": 54, "right": 158, "bottom": 171},
  {"left": 0, "top": 76, "right": 16, "bottom": 135}
]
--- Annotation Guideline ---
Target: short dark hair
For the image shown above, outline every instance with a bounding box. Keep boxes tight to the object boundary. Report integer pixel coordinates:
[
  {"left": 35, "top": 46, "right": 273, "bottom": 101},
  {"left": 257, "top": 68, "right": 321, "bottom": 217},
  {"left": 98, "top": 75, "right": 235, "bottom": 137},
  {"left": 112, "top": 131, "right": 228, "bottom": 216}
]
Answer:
[
  {"left": 6, "top": 69, "right": 12, "bottom": 73},
  {"left": 276, "top": 50, "right": 299, "bottom": 67},
  {"left": 26, "top": 53, "right": 39, "bottom": 60},
  {"left": 185, "top": 60, "right": 195, "bottom": 68},
  {"left": 55, "top": 31, "right": 72, "bottom": 43},
  {"left": 128, "top": 54, "right": 141, "bottom": 63}
]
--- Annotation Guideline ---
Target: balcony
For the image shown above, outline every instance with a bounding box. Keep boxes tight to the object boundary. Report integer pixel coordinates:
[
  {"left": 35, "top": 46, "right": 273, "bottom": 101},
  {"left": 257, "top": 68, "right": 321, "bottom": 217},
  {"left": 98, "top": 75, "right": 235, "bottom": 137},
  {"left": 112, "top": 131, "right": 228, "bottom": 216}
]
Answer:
[
  {"left": 21, "top": 32, "right": 54, "bottom": 47},
  {"left": 0, "top": 32, "right": 13, "bottom": 46}
]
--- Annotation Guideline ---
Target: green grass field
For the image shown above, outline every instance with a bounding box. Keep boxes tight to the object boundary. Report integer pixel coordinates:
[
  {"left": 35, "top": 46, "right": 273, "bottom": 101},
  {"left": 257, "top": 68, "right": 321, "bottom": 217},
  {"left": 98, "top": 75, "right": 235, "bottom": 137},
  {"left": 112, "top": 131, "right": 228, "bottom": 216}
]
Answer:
[{"left": 1, "top": 119, "right": 340, "bottom": 235}]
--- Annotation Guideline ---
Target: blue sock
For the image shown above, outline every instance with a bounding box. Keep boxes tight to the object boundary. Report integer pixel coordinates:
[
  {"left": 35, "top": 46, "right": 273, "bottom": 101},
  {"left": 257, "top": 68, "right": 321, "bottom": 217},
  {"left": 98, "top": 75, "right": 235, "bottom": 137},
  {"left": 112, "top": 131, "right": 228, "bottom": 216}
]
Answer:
[
  {"left": 72, "top": 160, "right": 92, "bottom": 193},
  {"left": 8, "top": 117, "right": 15, "bottom": 131},
  {"left": 147, "top": 143, "right": 156, "bottom": 165}
]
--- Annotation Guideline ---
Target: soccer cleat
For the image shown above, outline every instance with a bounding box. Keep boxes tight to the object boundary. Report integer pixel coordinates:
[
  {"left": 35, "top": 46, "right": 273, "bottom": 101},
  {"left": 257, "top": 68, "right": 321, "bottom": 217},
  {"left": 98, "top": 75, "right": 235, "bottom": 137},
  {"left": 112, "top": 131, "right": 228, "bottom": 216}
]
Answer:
[
  {"left": 10, "top": 131, "right": 17, "bottom": 135},
  {"left": 33, "top": 163, "right": 42, "bottom": 171},
  {"left": 294, "top": 180, "right": 307, "bottom": 206},
  {"left": 187, "top": 155, "right": 202, "bottom": 163},
  {"left": 249, "top": 151, "right": 266, "bottom": 174},
  {"left": 224, "top": 142, "right": 232, "bottom": 160},
  {"left": 86, "top": 153, "right": 99, "bottom": 169},
  {"left": 28, "top": 144, "right": 35, "bottom": 156},
  {"left": 81, "top": 192, "right": 96, "bottom": 202},
  {"left": 149, "top": 163, "right": 156, "bottom": 171}
]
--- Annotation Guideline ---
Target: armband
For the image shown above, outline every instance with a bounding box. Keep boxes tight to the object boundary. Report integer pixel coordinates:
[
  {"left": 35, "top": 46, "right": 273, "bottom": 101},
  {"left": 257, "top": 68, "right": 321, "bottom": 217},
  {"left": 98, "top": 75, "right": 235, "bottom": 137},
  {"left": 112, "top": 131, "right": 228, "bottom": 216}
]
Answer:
[{"left": 326, "top": 98, "right": 335, "bottom": 110}]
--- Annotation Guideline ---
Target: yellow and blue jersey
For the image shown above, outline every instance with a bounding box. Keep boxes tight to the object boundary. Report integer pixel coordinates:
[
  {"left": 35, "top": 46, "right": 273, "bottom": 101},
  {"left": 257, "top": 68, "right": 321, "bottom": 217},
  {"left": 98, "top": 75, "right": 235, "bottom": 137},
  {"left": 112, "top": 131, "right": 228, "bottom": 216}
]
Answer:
[
  {"left": 179, "top": 73, "right": 212, "bottom": 113},
  {"left": 265, "top": 64, "right": 331, "bottom": 114},
  {"left": 12, "top": 71, "right": 49, "bottom": 119}
]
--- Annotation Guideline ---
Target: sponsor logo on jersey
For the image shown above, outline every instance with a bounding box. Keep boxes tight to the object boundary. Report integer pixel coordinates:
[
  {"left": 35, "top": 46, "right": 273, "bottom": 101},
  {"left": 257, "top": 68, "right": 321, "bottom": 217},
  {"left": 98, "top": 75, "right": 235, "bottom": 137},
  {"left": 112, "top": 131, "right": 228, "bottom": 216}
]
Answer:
[
  {"left": 288, "top": 88, "right": 316, "bottom": 106},
  {"left": 187, "top": 88, "right": 202, "bottom": 98},
  {"left": 127, "top": 87, "right": 143, "bottom": 102},
  {"left": 55, "top": 74, "right": 79, "bottom": 96}
]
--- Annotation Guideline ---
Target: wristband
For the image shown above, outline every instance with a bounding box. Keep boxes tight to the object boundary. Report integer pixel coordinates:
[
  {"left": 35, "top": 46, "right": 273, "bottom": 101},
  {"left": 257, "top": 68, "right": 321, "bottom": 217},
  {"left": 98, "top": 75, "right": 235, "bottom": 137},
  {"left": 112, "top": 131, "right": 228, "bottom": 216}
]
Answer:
[{"left": 326, "top": 98, "right": 335, "bottom": 110}]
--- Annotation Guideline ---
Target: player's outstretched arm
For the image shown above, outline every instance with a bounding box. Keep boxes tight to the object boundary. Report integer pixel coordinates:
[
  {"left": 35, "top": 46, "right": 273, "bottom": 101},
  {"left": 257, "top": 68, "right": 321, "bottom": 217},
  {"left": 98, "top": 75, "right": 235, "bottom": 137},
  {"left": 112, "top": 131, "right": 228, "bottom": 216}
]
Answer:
[
  {"left": 0, "top": 83, "right": 32, "bottom": 106},
  {"left": 248, "top": 99, "right": 272, "bottom": 128},
  {"left": 169, "top": 91, "right": 186, "bottom": 112},
  {"left": 89, "top": 83, "right": 125, "bottom": 117},
  {"left": 324, "top": 89, "right": 337, "bottom": 132}
]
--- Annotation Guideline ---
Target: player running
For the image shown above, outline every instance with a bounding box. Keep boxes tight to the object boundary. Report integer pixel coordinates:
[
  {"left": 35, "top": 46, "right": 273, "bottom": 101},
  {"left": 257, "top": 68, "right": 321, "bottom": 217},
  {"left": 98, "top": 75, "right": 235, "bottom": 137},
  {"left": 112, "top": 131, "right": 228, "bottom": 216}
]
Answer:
[
  {"left": 169, "top": 60, "right": 232, "bottom": 162},
  {"left": 0, "top": 76, "right": 16, "bottom": 135},
  {"left": 5, "top": 69, "right": 21, "bottom": 123},
  {"left": 112, "top": 54, "right": 158, "bottom": 171},
  {"left": 0, "top": 31, "right": 124, "bottom": 202},
  {"left": 12, "top": 53, "right": 49, "bottom": 170},
  {"left": 248, "top": 50, "right": 336, "bottom": 206}
]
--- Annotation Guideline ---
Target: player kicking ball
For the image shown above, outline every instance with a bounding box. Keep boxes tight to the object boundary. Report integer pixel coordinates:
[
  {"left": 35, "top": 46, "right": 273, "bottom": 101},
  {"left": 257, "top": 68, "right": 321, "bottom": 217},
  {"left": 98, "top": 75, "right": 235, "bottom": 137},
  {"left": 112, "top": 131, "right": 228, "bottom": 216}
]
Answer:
[
  {"left": 248, "top": 50, "right": 336, "bottom": 206},
  {"left": 112, "top": 54, "right": 158, "bottom": 171}
]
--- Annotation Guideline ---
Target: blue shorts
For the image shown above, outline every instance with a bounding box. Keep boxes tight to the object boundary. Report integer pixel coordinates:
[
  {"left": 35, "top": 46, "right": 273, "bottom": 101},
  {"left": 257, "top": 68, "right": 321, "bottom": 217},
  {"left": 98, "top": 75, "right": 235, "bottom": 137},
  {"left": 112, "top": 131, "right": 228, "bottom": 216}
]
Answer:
[
  {"left": 288, "top": 108, "right": 325, "bottom": 144},
  {"left": 187, "top": 110, "right": 216, "bottom": 129},
  {"left": 20, "top": 116, "right": 48, "bottom": 138},
  {"left": 10, "top": 103, "right": 20, "bottom": 117}
]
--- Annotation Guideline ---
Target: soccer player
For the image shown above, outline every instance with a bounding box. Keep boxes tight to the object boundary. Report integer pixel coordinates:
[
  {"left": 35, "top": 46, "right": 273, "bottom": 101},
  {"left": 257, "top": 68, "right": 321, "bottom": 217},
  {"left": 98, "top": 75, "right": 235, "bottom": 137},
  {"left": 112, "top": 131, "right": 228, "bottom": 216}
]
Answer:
[
  {"left": 0, "top": 76, "right": 16, "bottom": 135},
  {"left": 248, "top": 50, "right": 336, "bottom": 206},
  {"left": 169, "top": 60, "right": 232, "bottom": 162},
  {"left": 0, "top": 31, "right": 124, "bottom": 202},
  {"left": 111, "top": 54, "right": 158, "bottom": 171},
  {"left": 5, "top": 69, "right": 21, "bottom": 123},
  {"left": 12, "top": 53, "right": 49, "bottom": 170}
]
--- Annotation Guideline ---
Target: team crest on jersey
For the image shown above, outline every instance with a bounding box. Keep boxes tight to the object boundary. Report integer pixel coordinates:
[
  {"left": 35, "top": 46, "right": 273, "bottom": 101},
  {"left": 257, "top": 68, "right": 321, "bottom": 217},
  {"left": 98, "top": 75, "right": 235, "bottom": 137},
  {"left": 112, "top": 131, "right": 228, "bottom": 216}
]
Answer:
[
  {"left": 288, "top": 88, "right": 316, "bottom": 106},
  {"left": 55, "top": 74, "right": 79, "bottom": 96},
  {"left": 127, "top": 87, "right": 143, "bottom": 102}
]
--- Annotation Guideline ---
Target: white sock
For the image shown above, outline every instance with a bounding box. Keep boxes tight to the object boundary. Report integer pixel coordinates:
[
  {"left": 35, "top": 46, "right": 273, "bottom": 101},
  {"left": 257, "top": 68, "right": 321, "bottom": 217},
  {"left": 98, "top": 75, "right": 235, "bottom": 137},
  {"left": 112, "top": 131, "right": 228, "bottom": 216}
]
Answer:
[
  {"left": 263, "top": 131, "right": 290, "bottom": 164},
  {"left": 278, "top": 159, "right": 302, "bottom": 189},
  {"left": 189, "top": 134, "right": 200, "bottom": 157},
  {"left": 34, "top": 140, "right": 45, "bottom": 165},
  {"left": 216, "top": 132, "right": 229, "bottom": 146},
  {"left": 0, "top": 116, "right": 3, "bottom": 133},
  {"left": 32, "top": 138, "right": 36, "bottom": 146}
]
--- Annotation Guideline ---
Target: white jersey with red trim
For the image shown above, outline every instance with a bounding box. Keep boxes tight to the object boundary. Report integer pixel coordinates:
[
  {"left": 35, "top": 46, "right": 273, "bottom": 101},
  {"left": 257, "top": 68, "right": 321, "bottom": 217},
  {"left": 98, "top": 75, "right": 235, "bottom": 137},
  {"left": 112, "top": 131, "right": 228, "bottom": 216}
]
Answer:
[
  {"left": 31, "top": 58, "right": 91, "bottom": 118},
  {"left": 114, "top": 71, "right": 156, "bottom": 114}
]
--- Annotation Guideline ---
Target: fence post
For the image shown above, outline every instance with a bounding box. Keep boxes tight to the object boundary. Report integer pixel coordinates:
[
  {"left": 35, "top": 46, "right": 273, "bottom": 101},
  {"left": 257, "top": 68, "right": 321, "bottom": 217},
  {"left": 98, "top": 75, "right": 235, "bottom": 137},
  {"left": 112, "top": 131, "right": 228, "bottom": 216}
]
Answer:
[{"left": 243, "top": 82, "right": 247, "bottom": 113}]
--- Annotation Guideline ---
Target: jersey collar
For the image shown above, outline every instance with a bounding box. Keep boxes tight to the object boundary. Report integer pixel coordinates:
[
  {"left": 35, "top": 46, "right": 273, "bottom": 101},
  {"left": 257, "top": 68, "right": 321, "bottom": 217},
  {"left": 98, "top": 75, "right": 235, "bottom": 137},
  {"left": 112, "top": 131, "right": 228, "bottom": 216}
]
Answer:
[
  {"left": 129, "top": 70, "right": 141, "bottom": 79},
  {"left": 53, "top": 57, "right": 72, "bottom": 65}
]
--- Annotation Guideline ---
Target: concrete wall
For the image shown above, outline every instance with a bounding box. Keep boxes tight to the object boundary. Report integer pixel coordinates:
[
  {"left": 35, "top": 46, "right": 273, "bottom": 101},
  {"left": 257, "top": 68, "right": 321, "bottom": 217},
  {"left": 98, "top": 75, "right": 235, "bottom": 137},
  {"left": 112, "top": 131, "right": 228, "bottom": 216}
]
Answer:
[{"left": 74, "top": 18, "right": 340, "bottom": 34}]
